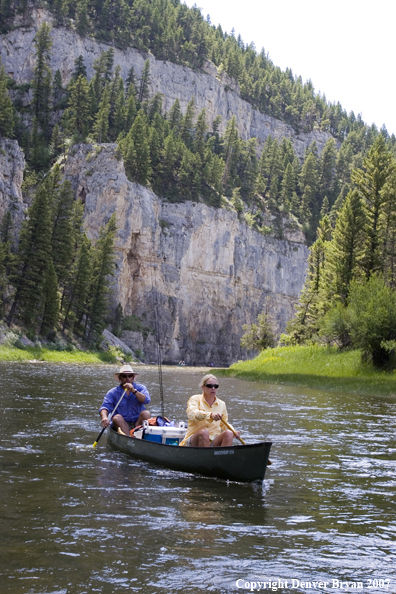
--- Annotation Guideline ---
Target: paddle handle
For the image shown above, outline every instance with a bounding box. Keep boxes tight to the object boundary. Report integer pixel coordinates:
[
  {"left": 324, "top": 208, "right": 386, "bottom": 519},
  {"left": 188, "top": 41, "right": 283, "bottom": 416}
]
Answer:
[
  {"left": 222, "top": 418, "right": 246, "bottom": 445},
  {"left": 93, "top": 388, "right": 128, "bottom": 448}
]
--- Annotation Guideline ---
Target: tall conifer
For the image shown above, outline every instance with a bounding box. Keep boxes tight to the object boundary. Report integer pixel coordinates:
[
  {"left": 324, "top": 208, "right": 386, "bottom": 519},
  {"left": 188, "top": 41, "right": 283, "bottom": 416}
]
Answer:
[
  {"left": 32, "top": 23, "right": 53, "bottom": 140},
  {"left": 7, "top": 183, "right": 53, "bottom": 329},
  {"left": 0, "top": 58, "right": 14, "bottom": 137},
  {"left": 85, "top": 214, "right": 117, "bottom": 344}
]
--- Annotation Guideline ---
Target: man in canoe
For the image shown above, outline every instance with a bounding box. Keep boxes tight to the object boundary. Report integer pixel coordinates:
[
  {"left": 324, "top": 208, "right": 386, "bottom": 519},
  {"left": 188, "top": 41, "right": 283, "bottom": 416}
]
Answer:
[
  {"left": 180, "top": 374, "right": 240, "bottom": 447},
  {"left": 99, "top": 365, "right": 151, "bottom": 434}
]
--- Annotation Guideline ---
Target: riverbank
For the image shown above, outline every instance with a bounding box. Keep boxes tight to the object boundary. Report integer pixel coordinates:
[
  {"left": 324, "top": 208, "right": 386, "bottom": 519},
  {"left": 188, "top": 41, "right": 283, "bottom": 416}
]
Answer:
[
  {"left": 0, "top": 344, "right": 125, "bottom": 364},
  {"left": 218, "top": 345, "right": 396, "bottom": 397}
]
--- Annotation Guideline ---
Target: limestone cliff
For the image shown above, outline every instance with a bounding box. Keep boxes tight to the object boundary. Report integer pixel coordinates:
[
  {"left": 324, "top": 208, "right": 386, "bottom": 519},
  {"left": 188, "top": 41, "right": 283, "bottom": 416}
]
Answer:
[
  {"left": 64, "top": 144, "right": 308, "bottom": 365},
  {"left": 0, "top": 8, "right": 332, "bottom": 159},
  {"left": 0, "top": 10, "right": 312, "bottom": 364}
]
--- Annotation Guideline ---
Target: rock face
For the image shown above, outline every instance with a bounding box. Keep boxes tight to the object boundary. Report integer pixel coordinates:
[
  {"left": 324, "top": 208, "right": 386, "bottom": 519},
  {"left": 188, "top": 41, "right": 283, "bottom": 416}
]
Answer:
[
  {"left": 0, "top": 10, "right": 313, "bottom": 364},
  {"left": 0, "top": 8, "right": 332, "bottom": 159},
  {"left": 64, "top": 144, "right": 308, "bottom": 365},
  {"left": 0, "top": 138, "right": 26, "bottom": 239}
]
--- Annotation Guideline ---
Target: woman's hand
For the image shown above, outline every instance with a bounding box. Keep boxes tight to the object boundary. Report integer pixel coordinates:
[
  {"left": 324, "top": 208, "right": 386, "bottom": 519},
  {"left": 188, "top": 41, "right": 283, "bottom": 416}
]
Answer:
[{"left": 210, "top": 412, "right": 223, "bottom": 421}]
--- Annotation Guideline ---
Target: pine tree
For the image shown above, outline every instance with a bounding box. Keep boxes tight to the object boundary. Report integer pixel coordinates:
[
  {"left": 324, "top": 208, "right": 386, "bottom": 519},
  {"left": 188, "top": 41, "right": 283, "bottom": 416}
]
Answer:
[
  {"left": 32, "top": 22, "right": 53, "bottom": 140},
  {"left": 168, "top": 99, "right": 182, "bottom": 135},
  {"left": 50, "top": 177, "right": 75, "bottom": 289},
  {"left": 120, "top": 110, "right": 151, "bottom": 184},
  {"left": 76, "top": 0, "right": 89, "bottom": 35},
  {"left": 222, "top": 115, "right": 239, "bottom": 189},
  {"left": 281, "top": 162, "right": 297, "bottom": 211},
  {"left": 159, "top": 132, "right": 179, "bottom": 195},
  {"left": 125, "top": 66, "right": 138, "bottom": 98},
  {"left": 52, "top": 69, "right": 63, "bottom": 107},
  {"left": 125, "top": 92, "right": 137, "bottom": 131},
  {"left": 0, "top": 57, "right": 14, "bottom": 137},
  {"left": 319, "top": 137, "right": 337, "bottom": 205},
  {"left": 194, "top": 108, "right": 208, "bottom": 159},
  {"left": 210, "top": 115, "right": 222, "bottom": 154},
  {"left": 285, "top": 217, "right": 331, "bottom": 343},
  {"left": 92, "top": 84, "right": 110, "bottom": 143},
  {"left": 382, "top": 170, "right": 396, "bottom": 287},
  {"left": 0, "top": 239, "right": 6, "bottom": 316},
  {"left": 147, "top": 92, "right": 163, "bottom": 122},
  {"left": 149, "top": 112, "right": 165, "bottom": 173},
  {"left": 66, "top": 74, "right": 92, "bottom": 140},
  {"left": 108, "top": 65, "right": 122, "bottom": 135},
  {"left": 84, "top": 214, "right": 117, "bottom": 344},
  {"left": 40, "top": 259, "right": 59, "bottom": 337},
  {"left": 239, "top": 138, "right": 258, "bottom": 199},
  {"left": 299, "top": 151, "right": 318, "bottom": 234},
  {"left": 138, "top": 59, "right": 151, "bottom": 105},
  {"left": 71, "top": 55, "right": 87, "bottom": 81},
  {"left": 91, "top": 49, "right": 114, "bottom": 110},
  {"left": 112, "top": 82, "right": 126, "bottom": 140},
  {"left": 322, "top": 190, "right": 366, "bottom": 305},
  {"left": 258, "top": 135, "right": 282, "bottom": 205},
  {"left": 62, "top": 233, "right": 92, "bottom": 333},
  {"left": 180, "top": 98, "right": 196, "bottom": 149},
  {"left": 49, "top": 124, "right": 63, "bottom": 159},
  {"left": 29, "top": 115, "right": 49, "bottom": 170},
  {"left": 0, "top": 210, "right": 13, "bottom": 276},
  {"left": 352, "top": 135, "right": 396, "bottom": 276},
  {"left": 7, "top": 182, "right": 53, "bottom": 329}
]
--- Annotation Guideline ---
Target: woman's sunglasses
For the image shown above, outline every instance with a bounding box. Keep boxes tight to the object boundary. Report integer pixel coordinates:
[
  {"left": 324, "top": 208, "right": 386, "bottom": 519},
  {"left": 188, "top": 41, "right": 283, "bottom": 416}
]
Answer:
[{"left": 205, "top": 383, "right": 219, "bottom": 389}]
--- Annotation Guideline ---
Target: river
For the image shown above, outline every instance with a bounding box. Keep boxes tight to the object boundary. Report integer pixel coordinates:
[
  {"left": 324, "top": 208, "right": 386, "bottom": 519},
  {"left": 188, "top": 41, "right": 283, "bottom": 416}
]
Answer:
[{"left": 0, "top": 362, "right": 395, "bottom": 594}]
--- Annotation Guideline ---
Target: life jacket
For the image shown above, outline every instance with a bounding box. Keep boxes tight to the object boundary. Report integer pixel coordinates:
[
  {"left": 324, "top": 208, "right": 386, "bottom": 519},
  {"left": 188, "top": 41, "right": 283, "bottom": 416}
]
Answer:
[{"left": 130, "top": 416, "right": 171, "bottom": 436}]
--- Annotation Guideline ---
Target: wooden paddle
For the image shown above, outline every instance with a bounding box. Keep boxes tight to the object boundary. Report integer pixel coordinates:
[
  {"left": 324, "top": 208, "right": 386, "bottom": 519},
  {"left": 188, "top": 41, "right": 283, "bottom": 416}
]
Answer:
[
  {"left": 222, "top": 418, "right": 272, "bottom": 465},
  {"left": 222, "top": 418, "right": 246, "bottom": 445},
  {"left": 93, "top": 388, "right": 128, "bottom": 447}
]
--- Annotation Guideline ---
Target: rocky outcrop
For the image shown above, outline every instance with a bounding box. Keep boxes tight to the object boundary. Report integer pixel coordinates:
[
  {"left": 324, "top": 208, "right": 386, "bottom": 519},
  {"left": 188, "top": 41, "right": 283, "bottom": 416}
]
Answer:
[
  {"left": 0, "top": 137, "right": 26, "bottom": 238},
  {"left": 0, "top": 8, "right": 332, "bottom": 159},
  {"left": 0, "top": 10, "right": 313, "bottom": 365},
  {"left": 64, "top": 144, "right": 308, "bottom": 365}
]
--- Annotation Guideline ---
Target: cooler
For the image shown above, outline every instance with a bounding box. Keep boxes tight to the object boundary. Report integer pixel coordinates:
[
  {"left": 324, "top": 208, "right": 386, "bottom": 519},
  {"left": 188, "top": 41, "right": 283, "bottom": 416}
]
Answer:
[{"left": 142, "top": 421, "right": 186, "bottom": 445}]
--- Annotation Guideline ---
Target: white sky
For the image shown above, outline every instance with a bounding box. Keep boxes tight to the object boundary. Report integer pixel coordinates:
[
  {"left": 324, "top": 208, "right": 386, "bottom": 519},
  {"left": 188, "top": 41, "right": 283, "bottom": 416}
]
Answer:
[{"left": 184, "top": 0, "right": 396, "bottom": 136}]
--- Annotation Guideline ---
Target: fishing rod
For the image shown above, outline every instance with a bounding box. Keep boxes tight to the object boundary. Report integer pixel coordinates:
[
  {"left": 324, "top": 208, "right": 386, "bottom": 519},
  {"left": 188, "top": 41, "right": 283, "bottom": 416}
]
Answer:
[{"left": 150, "top": 261, "right": 165, "bottom": 418}]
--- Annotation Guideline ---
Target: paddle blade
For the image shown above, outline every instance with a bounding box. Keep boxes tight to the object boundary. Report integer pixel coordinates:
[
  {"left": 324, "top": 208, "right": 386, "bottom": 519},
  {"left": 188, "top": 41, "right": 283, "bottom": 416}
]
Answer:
[{"left": 93, "top": 441, "right": 98, "bottom": 448}]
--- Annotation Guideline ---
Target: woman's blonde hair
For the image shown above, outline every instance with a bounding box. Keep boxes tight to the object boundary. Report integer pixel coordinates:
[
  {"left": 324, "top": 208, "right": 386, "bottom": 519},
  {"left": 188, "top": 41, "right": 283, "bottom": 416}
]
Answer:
[{"left": 201, "top": 374, "right": 217, "bottom": 388}]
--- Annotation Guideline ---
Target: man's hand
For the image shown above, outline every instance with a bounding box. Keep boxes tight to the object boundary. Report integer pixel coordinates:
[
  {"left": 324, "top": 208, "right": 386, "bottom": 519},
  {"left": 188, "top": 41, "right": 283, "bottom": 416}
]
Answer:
[
  {"left": 123, "top": 382, "right": 135, "bottom": 393},
  {"left": 210, "top": 412, "right": 223, "bottom": 421},
  {"left": 101, "top": 415, "right": 110, "bottom": 428}
]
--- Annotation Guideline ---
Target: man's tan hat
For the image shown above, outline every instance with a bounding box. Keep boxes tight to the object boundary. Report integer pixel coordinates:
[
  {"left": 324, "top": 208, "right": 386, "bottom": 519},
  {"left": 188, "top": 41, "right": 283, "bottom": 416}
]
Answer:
[{"left": 114, "top": 364, "right": 138, "bottom": 381}]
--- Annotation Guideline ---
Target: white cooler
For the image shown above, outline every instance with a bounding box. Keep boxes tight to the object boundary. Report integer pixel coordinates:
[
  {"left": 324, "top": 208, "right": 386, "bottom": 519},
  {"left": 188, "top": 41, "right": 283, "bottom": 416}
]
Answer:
[{"left": 139, "top": 421, "right": 187, "bottom": 445}]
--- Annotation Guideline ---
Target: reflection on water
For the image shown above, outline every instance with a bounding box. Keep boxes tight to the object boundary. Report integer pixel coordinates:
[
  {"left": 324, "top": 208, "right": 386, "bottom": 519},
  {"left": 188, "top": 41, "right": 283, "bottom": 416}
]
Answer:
[{"left": 0, "top": 363, "right": 395, "bottom": 594}]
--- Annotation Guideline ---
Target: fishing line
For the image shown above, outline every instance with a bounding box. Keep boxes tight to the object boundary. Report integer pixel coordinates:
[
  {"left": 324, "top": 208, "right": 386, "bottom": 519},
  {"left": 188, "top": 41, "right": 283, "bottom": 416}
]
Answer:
[{"left": 149, "top": 258, "right": 165, "bottom": 418}]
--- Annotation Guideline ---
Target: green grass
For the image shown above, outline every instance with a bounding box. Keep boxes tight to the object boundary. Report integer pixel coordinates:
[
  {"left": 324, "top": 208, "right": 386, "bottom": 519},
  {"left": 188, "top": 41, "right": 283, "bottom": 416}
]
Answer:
[
  {"left": 0, "top": 345, "right": 121, "bottom": 364},
  {"left": 218, "top": 345, "right": 396, "bottom": 396}
]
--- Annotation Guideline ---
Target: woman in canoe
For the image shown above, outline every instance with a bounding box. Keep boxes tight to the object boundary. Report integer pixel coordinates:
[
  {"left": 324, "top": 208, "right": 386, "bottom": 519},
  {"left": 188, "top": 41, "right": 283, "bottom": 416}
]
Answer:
[{"left": 179, "top": 374, "right": 240, "bottom": 447}]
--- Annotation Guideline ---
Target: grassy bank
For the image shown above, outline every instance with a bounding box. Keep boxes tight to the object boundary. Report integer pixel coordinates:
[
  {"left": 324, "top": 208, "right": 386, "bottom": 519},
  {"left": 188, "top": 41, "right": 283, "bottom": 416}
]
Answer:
[
  {"left": 0, "top": 344, "right": 122, "bottom": 364},
  {"left": 218, "top": 345, "right": 396, "bottom": 397}
]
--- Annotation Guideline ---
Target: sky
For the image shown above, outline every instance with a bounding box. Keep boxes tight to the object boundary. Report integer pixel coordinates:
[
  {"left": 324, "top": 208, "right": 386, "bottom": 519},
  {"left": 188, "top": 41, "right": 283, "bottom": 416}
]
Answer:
[{"left": 184, "top": 0, "right": 396, "bottom": 136}]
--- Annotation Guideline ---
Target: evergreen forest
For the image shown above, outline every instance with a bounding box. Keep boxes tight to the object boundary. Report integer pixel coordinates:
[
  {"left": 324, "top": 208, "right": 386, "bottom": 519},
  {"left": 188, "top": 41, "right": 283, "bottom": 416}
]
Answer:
[{"left": 1, "top": 0, "right": 396, "bottom": 361}]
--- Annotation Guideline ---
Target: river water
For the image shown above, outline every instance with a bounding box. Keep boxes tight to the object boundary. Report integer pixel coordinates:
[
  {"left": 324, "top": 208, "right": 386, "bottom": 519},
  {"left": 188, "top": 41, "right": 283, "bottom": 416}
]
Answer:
[{"left": 0, "top": 363, "right": 395, "bottom": 594}]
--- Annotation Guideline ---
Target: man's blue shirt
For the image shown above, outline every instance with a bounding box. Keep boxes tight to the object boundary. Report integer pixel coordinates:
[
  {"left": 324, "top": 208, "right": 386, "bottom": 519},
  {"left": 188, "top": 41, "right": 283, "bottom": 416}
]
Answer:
[{"left": 99, "top": 383, "right": 150, "bottom": 422}]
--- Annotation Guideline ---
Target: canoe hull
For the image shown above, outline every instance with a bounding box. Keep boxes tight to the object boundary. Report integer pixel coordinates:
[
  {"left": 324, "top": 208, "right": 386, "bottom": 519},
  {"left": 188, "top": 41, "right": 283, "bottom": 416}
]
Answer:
[{"left": 107, "top": 428, "right": 272, "bottom": 483}]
